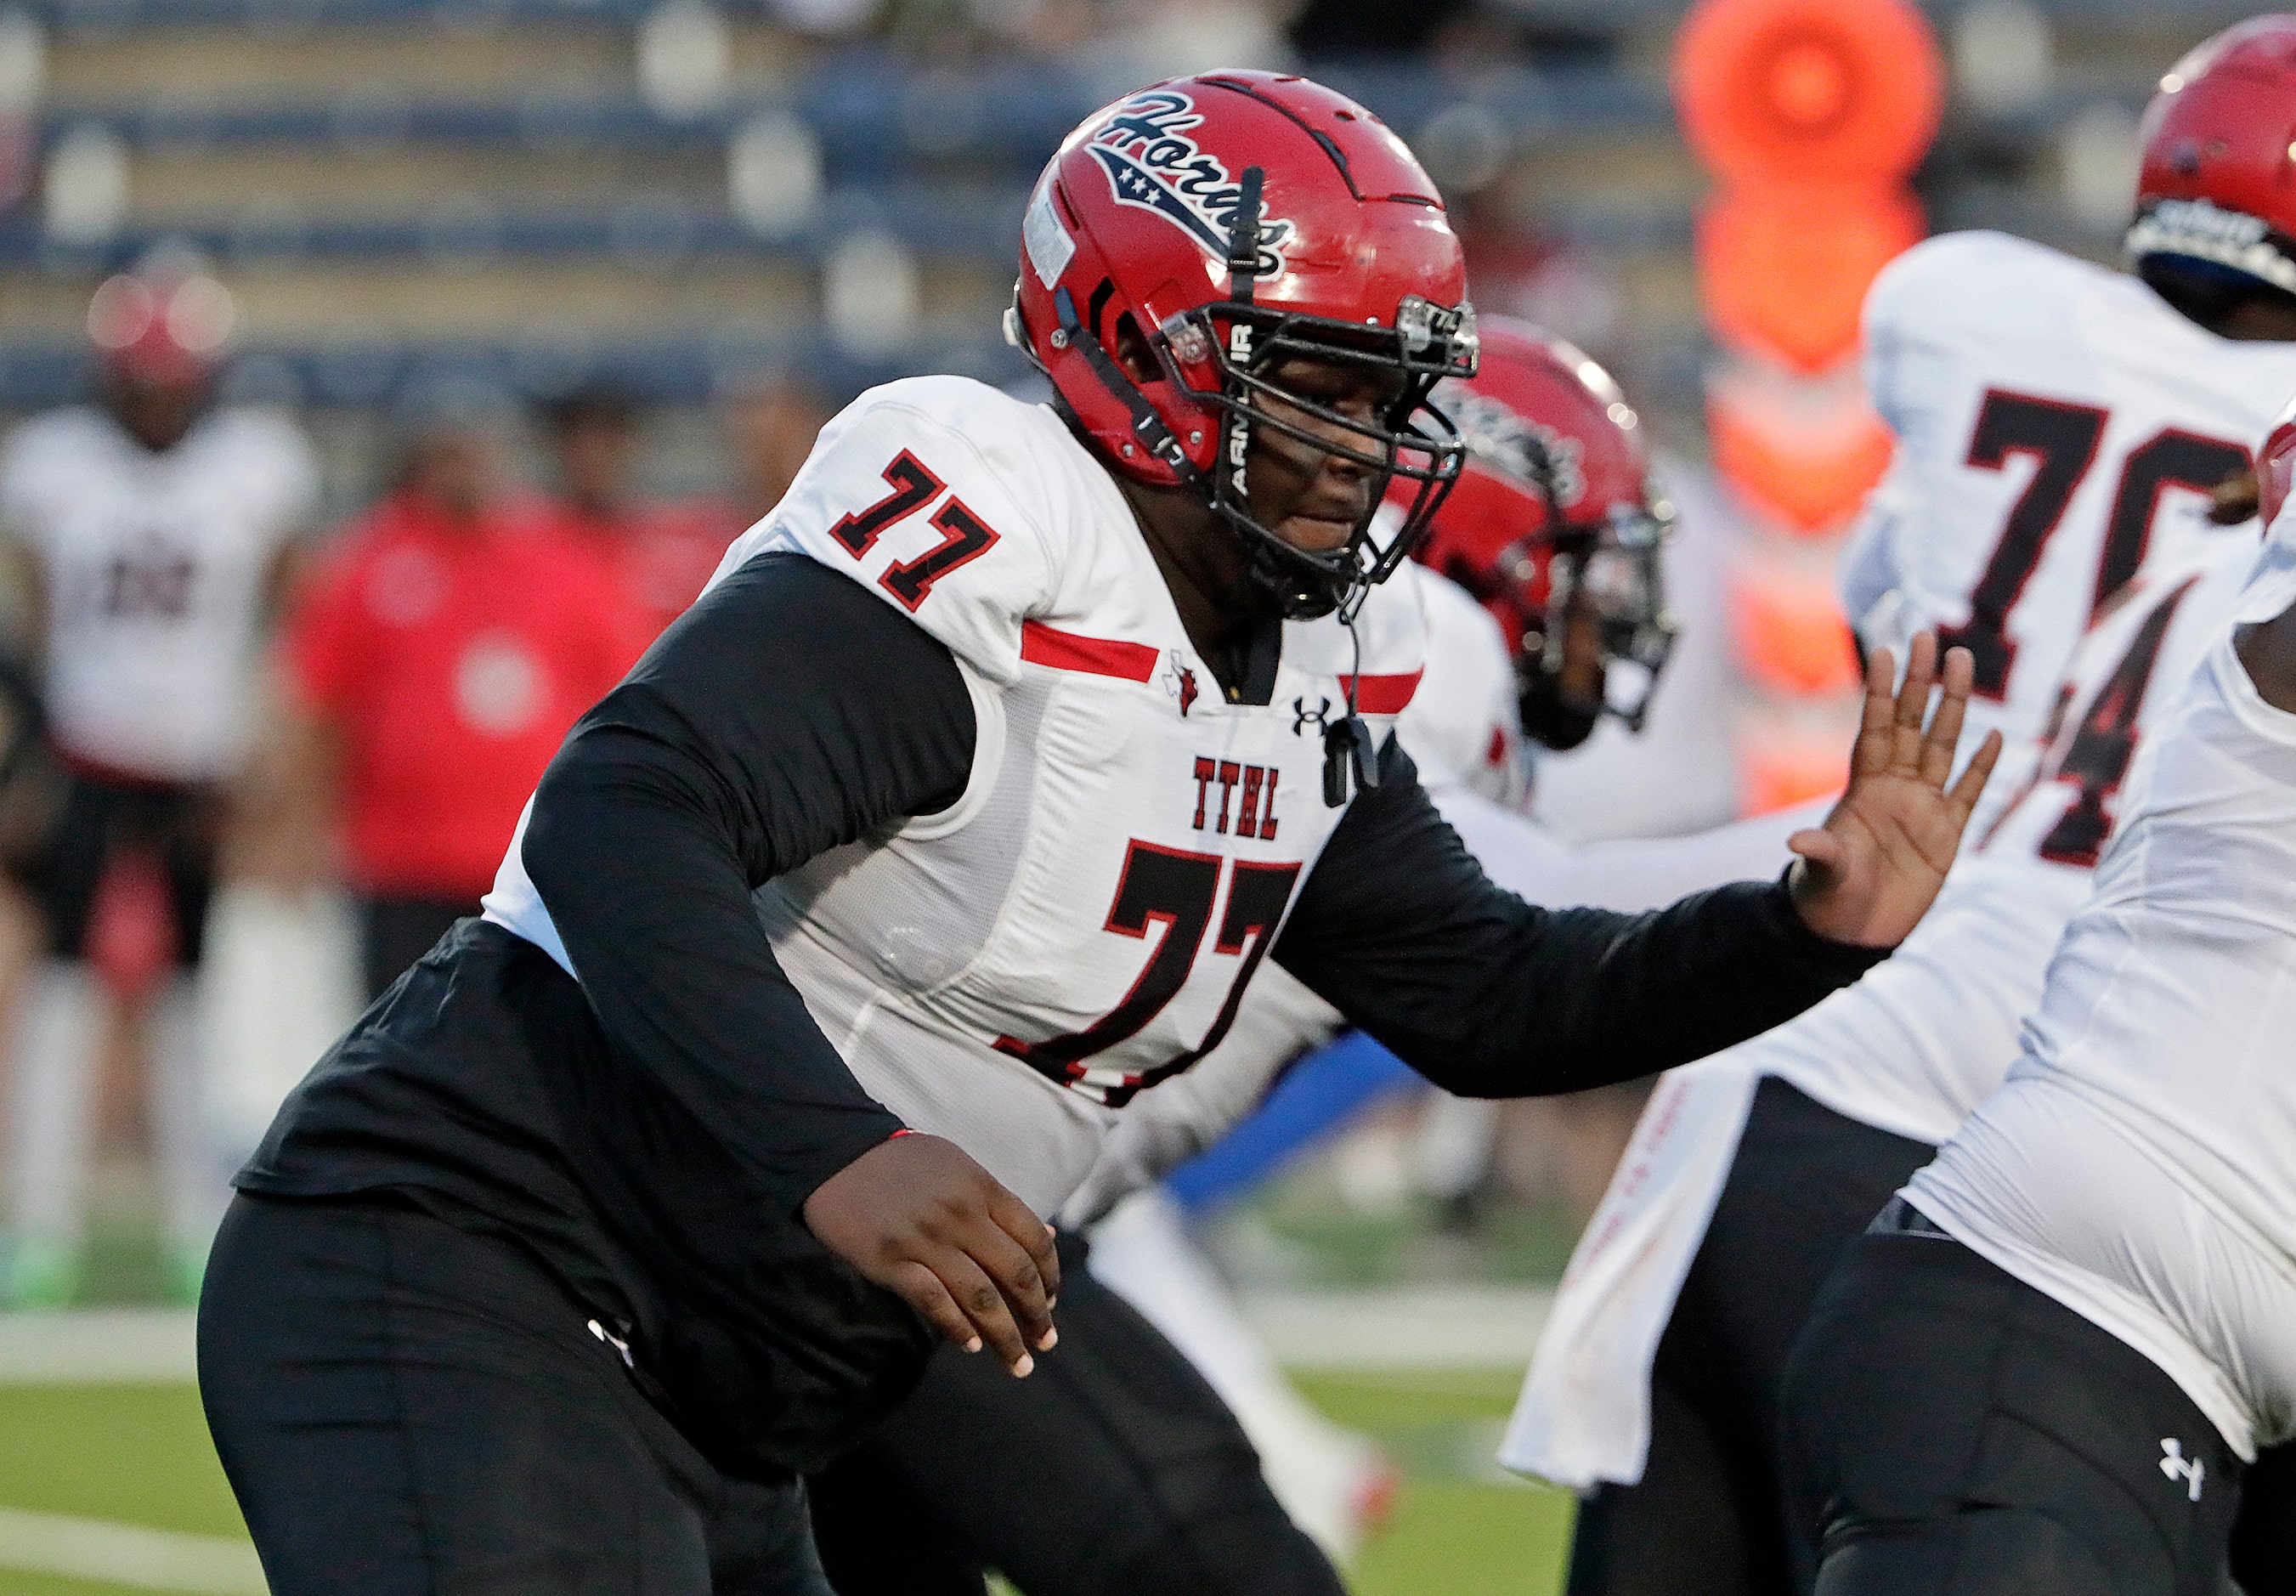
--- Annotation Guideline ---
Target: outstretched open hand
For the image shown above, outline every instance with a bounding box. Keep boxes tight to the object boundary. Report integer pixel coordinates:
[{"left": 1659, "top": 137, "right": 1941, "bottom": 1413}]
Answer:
[{"left": 1787, "top": 631, "right": 2003, "bottom": 948}]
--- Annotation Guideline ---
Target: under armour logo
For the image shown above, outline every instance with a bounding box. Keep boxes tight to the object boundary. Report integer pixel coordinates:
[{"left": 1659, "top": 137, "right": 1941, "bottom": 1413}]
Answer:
[
  {"left": 1292, "top": 695, "right": 1331, "bottom": 736},
  {"left": 2160, "top": 1438, "right": 2205, "bottom": 1502}
]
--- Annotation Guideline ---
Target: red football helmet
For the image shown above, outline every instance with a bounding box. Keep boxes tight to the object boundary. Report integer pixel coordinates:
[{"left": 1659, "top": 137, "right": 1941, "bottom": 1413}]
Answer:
[
  {"left": 86, "top": 263, "right": 235, "bottom": 388},
  {"left": 1413, "top": 318, "right": 1676, "bottom": 742},
  {"left": 2259, "top": 392, "right": 2296, "bottom": 529},
  {"left": 2127, "top": 15, "right": 2296, "bottom": 323},
  {"left": 1006, "top": 71, "right": 1479, "bottom": 620}
]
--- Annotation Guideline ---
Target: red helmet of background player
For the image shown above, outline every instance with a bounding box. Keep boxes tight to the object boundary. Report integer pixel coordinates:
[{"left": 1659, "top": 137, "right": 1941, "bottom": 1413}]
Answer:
[
  {"left": 2126, "top": 15, "right": 2296, "bottom": 320},
  {"left": 1006, "top": 71, "right": 1479, "bottom": 620},
  {"left": 1413, "top": 317, "right": 1677, "bottom": 735},
  {"left": 86, "top": 264, "right": 235, "bottom": 388},
  {"left": 2259, "top": 393, "right": 2296, "bottom": 529}
]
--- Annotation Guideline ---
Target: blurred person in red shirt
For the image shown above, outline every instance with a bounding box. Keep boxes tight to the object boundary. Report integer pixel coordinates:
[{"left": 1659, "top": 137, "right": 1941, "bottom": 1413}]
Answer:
[
  {"left": 537, "top": 382, "right": 738, "bottom": 637},
  {"left": 266, "top": 379, "right": 647, "bottom": 999}
]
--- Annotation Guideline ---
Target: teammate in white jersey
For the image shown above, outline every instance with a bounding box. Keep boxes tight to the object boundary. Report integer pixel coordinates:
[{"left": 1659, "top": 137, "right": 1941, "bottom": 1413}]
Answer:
[
  {"left": 199, "top": 73, "right": 1991, "bottom": 1596},
  {"left": 0, "top": 261, "right": 318, "bottom": 1306},
  {"left": 1780, "top": 389, "right": 2296, "bottom": 1596},
  {"left": 1518, "top": 20, "right": 2296, "bottom": 1596}
]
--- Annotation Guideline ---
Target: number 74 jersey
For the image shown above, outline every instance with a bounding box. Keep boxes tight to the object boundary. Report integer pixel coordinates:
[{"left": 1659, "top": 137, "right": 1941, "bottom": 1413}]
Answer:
[
  {"left": 723, "top": 376, "right": 1428, "bottom": 1215},
  {"left": 1971, "top": 527, "right": 2264, "bottom": 878},
  {"left": 1838, "top": 229, "right": 2296, "bottom": 831}
]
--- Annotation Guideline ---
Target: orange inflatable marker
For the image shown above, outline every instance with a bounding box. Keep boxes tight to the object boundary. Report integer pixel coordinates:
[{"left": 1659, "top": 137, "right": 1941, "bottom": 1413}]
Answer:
[
  {"left": 1706, "top": 365, "right": 1895, "bottom": 533},
  {"left": 1697, "top": 184, "right": 1925, "bottom": 372},
  {"left": 1738, "top": 725, "right": 1855, "bottom": 815},
  {"left": 1728, "top": 562, "right": 1862, "bottom": 696},
  {"left": 1674, "top": 0, "right": 1943, "bottom": 186}
]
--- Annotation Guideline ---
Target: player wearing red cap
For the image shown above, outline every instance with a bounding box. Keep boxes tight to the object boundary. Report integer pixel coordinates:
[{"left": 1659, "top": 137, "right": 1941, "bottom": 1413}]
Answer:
[
  {"left": 2124, "top": 16, "right": 2296, "bottom": 337},
  {"left": 0, "top": 259, "right": 319, "bottom": 1305},
  {"left": 197, "top": 73, "right": 1989, "bottom": 1594}
]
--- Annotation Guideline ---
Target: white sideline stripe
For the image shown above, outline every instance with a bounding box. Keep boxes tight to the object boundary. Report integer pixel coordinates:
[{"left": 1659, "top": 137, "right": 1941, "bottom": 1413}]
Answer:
[
  {"left": 0, "top": 1310, "right": 197, "bottom": 1383},
  {"left": 0, "top": 1293, "right": 1556, "bottom": 1382},
  {"left": 1241, "top": 1286, "right": 1551, "bottom": 1369},
  {"left": 0, "top": 1507, "right": 264, "bottom": 1593}
]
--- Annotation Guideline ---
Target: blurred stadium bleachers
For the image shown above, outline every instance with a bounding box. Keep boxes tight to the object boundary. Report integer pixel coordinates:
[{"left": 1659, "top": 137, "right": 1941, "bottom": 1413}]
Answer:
[{"left": 0, "top": 0, "right": 2265, "bottom": 455}]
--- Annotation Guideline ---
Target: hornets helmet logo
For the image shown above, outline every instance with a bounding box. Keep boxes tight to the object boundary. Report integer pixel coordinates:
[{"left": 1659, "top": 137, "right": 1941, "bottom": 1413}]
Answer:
[{"left": 1087, "top": 91, "right": 1294, "bottom": 279}]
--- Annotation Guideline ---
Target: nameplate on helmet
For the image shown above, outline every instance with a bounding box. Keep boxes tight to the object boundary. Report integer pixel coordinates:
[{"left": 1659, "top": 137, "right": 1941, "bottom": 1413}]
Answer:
[{"left": 1024, "top": 179, "right": 1077, "bottom": 290}]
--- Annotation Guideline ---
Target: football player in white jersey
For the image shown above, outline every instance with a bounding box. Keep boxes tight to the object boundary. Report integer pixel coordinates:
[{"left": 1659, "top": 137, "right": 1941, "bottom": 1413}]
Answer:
[
  {"left": 0, "top": 260, "right": 319, "bottom": 1307},
  {"left": 798, "top": 321, "right": 1793, "bottom": 1596},
  {"left": 198, "top": 73, "right": 1991, "bottom": 1596},
  {"left": 1512, "top": 20, "right": 2296, "bottom": 1596},
  {"left": 1779, "top": 389, "right": 2296, "bottom": 1596}
]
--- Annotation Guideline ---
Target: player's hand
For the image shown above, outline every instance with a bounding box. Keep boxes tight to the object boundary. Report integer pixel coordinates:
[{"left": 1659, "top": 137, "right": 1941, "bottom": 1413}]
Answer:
[
  {"left": 1786, "top": 631, "right": 2002, "bottom": 948},
  {"left": 802, "top": 1133, "right": 1060, "bottom": 1378}
]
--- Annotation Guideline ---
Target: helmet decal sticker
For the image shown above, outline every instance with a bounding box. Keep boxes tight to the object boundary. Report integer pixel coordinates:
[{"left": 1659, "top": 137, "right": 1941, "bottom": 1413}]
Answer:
[
  {"left": 1023, "top": 175, "right": 1076, "bottom": 290},
  {"left": 1087, "top": 91, "right": 1295, "bottom": 278},
  {"left": 2126, "top": 196, "right": 2296, "bottom": 297},
  {"left": 1440, "top": 382, "right": 1587, "bottom": 509}
]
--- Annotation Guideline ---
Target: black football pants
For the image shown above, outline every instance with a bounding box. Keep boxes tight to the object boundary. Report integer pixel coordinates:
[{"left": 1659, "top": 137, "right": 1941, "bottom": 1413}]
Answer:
[
  {"left": 1565, "top": 1079, "right": 2296, "bottom": 1596},
  {"left": 806, "top": 1231, "right": 1347, "bottom": 1596},
  {"left": 1565, "top": 1078, "right": 1937, "bottom": 1596},
  {"left": 1782, "top": 1222, "right": 2243, "bottom": 1596},
  {"left": 198, "top": 1191, "right": 831, "bottom": 1596}
]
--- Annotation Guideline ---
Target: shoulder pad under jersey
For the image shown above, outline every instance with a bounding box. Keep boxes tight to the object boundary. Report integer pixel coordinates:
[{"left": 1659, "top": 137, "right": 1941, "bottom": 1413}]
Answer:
[
  {"left": 1862, "top": 232, "right": 2118, "bottom": 423},
  {"left": 1395, "top": 561, "right": 1522, "bottom": 799},
  {"left": 726, "top": 375, "right": 1087, "bottom": 685}
]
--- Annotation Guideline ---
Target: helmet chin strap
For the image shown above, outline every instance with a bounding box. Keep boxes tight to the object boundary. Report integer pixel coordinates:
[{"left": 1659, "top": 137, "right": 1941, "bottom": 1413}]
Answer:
[
  {"left": 1220, "top": 167, "right": 1264, "bottom": 549},
  {"left": 1051, "top": 287, "right": 1204, "bottom": 489},
  {"left": 1051, "top": 178, "right": 1379, "bottom": 805},
  {"left": 1321, "top": 619, "right": 1381, "bottom": 807},
  {"left": 1220, "top": 167, "right": 1377, "bottom": 806}
]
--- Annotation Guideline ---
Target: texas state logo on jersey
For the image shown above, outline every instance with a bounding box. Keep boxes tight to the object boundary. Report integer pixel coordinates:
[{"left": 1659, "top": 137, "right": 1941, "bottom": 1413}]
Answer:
[
  {"left": 694, "top": 375, "right": 1426, "bottom": 1211},
  {"left": 1839, "top": 231, "right": 2296, "bottom": 829}
]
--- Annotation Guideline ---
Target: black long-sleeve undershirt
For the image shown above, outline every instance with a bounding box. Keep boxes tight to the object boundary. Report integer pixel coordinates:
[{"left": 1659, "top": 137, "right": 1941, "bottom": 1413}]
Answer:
[
  {"left": 523, "top": 553, "right": 974, "bottom": 1214},
  {"left": 1274, "top": 737, "right": 1882, "bottom": 1095},
  {"left": 522, "top": 552, "right": 1881, "bottom": 1220},
  {"left": 235, "top": 548, "right": 1886, "bottom": 1471}
]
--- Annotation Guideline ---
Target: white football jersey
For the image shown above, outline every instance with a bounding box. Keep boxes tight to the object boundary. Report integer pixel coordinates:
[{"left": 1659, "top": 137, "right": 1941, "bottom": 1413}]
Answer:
[
  {"left": 489, "top": 376, "right": 1427, "bottom": 1214},
  {"left": 0, "top": 405, "right": 320, "bottom": 781},
  {"left": 1764, "top": 526, "right": 2267, "bottom": 1143},
  {"left": 1841, "top": 230, "right": 2296, "bottom": 835},
  {"left": 1503, "top": 524, "right": 2285, "bottom": 1492},
  {"left": 1392, "top": 556, "right": 1529, "bottom": 808},
  {"left": 1909, "top": 517, "right": 2296, "bottom": 1457},
  {"left": 1058, "top": 562, "right": 1541, "bottom": 1226}
]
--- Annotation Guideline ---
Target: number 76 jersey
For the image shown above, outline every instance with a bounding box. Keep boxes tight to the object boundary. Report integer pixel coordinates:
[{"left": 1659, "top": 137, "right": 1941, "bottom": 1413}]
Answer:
[
  {"left": 1838, "top": 229, "right": 2296, "bottom": 830},
  {"left": 726, "top": 376, "right": 1427, "bottom": 1214}
]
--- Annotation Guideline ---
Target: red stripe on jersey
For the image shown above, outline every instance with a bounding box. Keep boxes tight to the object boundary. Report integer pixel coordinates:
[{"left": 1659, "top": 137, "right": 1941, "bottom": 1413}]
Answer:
[
  {"left": 1020, "top": 621, "right": 1161, "bottom": 682},
  {"left": 1341, "top": 671, "right": 1423, "bottom": 715}
]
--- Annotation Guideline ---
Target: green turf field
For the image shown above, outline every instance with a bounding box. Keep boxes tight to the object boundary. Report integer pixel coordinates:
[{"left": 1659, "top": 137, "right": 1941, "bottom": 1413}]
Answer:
[
  {"left": 1293, "top": 1367, "right": 1575, "bottom": 1596},
  {"left": 0, "top": 1367, "right": 1571, "bottom": 1595}
]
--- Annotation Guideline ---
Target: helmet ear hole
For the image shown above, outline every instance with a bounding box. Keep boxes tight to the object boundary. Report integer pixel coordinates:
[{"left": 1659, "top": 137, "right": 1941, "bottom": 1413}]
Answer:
[{"left": 1111, "top": 312, "right": 1159, "bottom": 384}]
